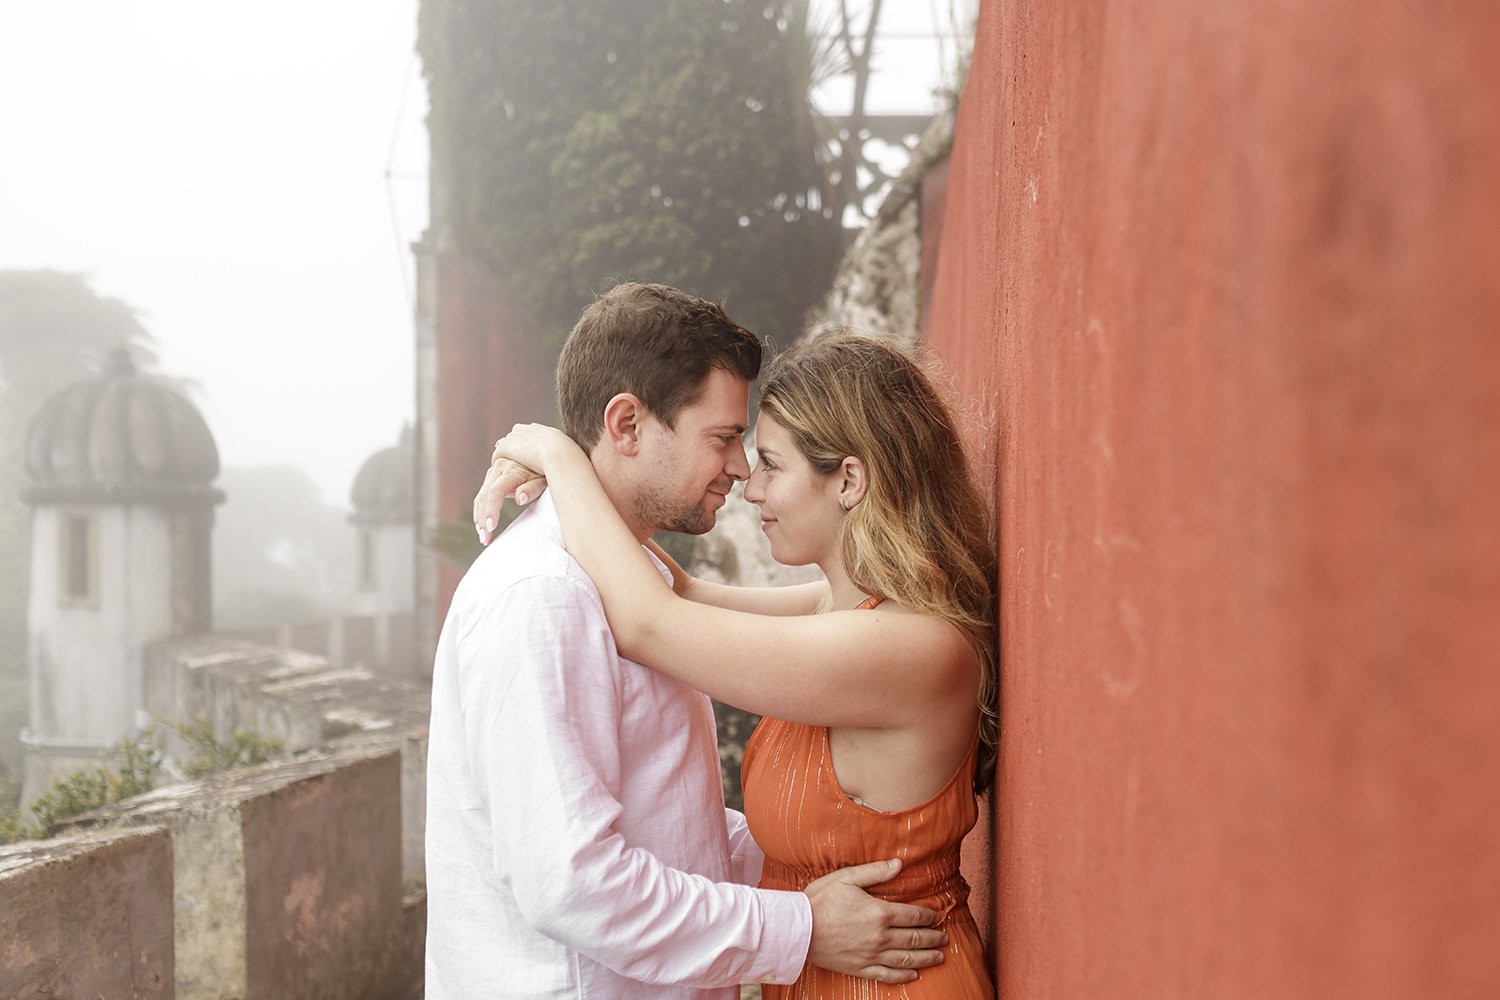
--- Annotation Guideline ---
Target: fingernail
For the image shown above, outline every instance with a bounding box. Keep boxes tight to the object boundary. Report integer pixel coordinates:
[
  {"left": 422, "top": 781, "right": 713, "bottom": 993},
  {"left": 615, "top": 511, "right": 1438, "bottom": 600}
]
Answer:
[
  {"left": 485, "top": 517, "right": 495, "bottom": 532},
  {"left": 476, "top": 525, "right": 485, "bottom": 544},
  {"left": 516, "top": 492, "right": 527, "bottom": 505}
]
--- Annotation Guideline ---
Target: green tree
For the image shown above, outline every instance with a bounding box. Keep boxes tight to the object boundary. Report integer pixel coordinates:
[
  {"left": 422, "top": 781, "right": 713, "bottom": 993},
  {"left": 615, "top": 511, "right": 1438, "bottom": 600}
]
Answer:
[
  {"left": 418, "top": 0, "right": 844, "bottom": 349},
  {"left": 0, "top": 271, "right": 161, "bottom": 781}
]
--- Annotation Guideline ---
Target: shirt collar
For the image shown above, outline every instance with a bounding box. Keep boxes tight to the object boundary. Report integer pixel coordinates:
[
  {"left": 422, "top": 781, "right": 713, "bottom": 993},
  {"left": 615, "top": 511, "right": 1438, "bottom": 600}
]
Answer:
[{"left": 528, "top": 491, "right": 674, "bottom": 588}]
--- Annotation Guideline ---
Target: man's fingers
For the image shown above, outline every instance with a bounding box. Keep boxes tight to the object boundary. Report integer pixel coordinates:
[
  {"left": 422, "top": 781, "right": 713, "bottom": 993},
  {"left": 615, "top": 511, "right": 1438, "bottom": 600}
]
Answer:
[
  {"left": 859, "top": 965, "right": 921, "bottom": 984},
  {"left": 882, "top": 901, "right": 941, "bottom": 928},
  {"left": 886, "top": 927, "right": 947, "bottom": 950},
  {"left": 831, "top": 857, "right": 903, "bottom": 889},
  {"left": 876, "top": 947, "right": 946, "bottom": 970}
]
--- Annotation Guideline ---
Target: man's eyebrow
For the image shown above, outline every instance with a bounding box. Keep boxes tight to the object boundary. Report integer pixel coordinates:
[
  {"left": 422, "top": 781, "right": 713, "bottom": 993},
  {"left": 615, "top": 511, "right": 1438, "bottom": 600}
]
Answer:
[{"left": 708, "top": 423, "right": 748, "bottom": 435}]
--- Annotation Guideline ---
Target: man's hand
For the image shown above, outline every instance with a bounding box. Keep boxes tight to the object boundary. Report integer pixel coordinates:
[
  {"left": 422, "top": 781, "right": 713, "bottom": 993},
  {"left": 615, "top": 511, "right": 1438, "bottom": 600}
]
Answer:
[{"left": 804, "top": 858, "right": 947, "bottom": 985}]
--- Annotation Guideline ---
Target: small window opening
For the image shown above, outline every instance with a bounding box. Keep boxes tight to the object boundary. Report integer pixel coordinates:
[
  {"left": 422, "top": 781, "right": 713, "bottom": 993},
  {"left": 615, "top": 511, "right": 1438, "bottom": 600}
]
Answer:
[
  {"left": 59, "top": 511, "right": 97, "bottom": 607},
  {"left": 359, "top": 530, "right": 377, "bottom": 591},
  {"left": 66, "top": 516, "right": 90, "bottom": 598}
]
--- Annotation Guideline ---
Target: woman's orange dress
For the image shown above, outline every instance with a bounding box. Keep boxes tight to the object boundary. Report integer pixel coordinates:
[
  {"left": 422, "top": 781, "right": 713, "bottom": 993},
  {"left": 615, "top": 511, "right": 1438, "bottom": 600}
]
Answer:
[{"left": 741, "top": 605, "right": 994, "bottom": 997}]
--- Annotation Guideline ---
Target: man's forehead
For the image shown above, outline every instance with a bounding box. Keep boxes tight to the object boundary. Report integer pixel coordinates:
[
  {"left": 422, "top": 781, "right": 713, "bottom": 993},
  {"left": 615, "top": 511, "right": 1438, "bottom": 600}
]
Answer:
[{"left": 681, "top": 370, "right": 750, "bottom": 422}]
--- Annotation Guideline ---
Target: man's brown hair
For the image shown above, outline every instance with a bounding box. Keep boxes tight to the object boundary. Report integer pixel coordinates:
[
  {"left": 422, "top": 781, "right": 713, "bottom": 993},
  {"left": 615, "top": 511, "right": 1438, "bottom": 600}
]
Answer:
[{"left": 556, "top": 282, "right": 762, "bottom": 450}]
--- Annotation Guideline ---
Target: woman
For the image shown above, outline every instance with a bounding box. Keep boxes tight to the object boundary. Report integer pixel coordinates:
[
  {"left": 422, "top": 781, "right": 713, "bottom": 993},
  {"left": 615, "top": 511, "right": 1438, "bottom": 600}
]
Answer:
[{"left": 479, "top": 333, "right": 997, "bottom": 998}]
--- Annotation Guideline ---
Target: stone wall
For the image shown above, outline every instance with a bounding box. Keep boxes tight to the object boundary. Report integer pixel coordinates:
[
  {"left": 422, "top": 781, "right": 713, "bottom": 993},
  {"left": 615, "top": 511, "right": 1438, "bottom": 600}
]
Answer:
[
  {"left": 927, "top": 2, "right": 1500, "bottom": 997},
  {"left": 55, "top": 747, "right": 418, "bottom": 1000},
  {"left": 224, "top": 611, "right": 420, "bottom": 679},
  {"left": 143, "top": 635, "right": 429, "bottom": 883},
  {"left": 1, "top": 826, "right": 174, "bottom": 999},
  {"left": 5, "top": 634, "right": 428, "bottom": 1000}
]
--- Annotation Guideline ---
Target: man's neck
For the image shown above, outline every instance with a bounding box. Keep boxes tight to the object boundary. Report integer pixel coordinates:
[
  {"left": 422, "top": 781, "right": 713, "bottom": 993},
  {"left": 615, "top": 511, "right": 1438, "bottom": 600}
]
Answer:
[{"left": 588, "top": 448, "right": 654, "bottom": 545}]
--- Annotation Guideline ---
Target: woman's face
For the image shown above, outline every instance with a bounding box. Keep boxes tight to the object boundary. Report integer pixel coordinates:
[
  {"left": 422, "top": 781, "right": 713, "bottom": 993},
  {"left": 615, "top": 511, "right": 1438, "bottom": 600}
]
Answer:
[{"left": 743, "top": 411, "right": 845, "bottom": 567}]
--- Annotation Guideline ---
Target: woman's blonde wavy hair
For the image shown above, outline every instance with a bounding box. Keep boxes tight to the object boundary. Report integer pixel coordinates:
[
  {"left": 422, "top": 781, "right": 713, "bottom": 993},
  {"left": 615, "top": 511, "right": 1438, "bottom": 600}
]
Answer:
[{"left": 759, "top": 332, "right": 999, "bottom": 794}]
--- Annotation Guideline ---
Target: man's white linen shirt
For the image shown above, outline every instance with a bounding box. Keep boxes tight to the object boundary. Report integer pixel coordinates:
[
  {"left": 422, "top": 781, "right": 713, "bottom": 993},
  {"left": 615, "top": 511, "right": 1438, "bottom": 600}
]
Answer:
[{"left": 425, "top": 493, "right": 812, "bottom": 999}]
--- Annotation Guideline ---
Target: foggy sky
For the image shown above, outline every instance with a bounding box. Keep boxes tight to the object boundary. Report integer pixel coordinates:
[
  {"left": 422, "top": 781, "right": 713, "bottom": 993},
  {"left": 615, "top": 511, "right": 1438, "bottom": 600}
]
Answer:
[{"left": 0, "top": 0, "right": 966, "bottom": 506}]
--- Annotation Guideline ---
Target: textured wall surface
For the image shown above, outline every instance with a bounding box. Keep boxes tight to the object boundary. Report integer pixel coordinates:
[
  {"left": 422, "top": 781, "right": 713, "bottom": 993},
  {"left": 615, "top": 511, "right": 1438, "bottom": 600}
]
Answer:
[
  {"left": 56, "top": 747, "right": 416, "bottom": 1000},
  {"left": 242, "top": 752, "right": 405, "bottom": 1000},
  {"left": 431, "top": 255, "right": 555, "bottom": 647},
  {"left": 0, "top": 827, "right": 174, "bottom": 999},
  {"left": 927, "top": 2, "right": 1500, "bottom": 997}
]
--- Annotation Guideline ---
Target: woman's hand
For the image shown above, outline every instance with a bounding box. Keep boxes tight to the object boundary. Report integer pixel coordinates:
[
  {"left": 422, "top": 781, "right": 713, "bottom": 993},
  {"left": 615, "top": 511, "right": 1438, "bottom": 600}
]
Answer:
[
  {"left": 472, "top": 457, "right": 545, "bottom": 545},
  {"left": 473, "top": 424, "right": 581, "bottom": 545}
]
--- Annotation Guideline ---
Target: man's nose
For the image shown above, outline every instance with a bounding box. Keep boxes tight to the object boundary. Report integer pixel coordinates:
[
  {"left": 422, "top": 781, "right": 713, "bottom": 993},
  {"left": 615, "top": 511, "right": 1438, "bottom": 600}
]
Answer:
[{"left": 725, "top": 440, "right": 750, "bottom": 481}]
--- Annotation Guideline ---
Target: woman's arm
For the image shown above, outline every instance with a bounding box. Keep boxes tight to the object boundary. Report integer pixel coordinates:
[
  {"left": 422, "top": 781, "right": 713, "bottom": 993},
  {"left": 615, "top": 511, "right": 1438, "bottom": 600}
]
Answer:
[
  {"left": 475, "top": 441, "right": 829, "bottom": 615},
  {"left": 495, "top": 426, "right": 974, "bottom": 728},
  {"left": 646, "top": 547, "right": 829, "bottom": 617}
]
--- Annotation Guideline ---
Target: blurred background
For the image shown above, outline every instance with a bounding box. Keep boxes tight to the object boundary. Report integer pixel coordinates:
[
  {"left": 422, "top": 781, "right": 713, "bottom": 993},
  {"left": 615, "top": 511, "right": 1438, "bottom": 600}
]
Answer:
[
  {"left": 4, "top": 2, "right": 1496, "bottom": 998},
  {"left": 0, "top": 0, "right": 975, "bottom": 806}
]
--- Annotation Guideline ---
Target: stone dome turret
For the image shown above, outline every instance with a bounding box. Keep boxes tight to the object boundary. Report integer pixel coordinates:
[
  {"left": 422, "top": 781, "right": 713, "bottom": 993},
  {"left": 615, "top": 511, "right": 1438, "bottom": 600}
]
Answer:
[
  {"left": 351, "top": 424, "right": 415, "bottom": 525},
  {"left": 23, "top": 348, "right": 223, "bottom": 505}
]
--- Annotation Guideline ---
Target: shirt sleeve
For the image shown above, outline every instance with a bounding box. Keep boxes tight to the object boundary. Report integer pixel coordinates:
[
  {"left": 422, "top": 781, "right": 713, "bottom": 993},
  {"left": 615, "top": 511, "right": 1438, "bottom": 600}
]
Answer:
[
  {"left": 724, "top": 808, "right": 767, "bottom": 887},
  {"left": 458, "top": 575, "right": 811, "bottom": 988}
]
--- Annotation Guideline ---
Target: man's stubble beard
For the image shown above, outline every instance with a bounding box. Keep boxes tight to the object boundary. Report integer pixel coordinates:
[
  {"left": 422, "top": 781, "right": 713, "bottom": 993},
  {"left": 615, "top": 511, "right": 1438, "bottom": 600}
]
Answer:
[{"left": 633, "top": 486, "right": 717, "bottom": 536}]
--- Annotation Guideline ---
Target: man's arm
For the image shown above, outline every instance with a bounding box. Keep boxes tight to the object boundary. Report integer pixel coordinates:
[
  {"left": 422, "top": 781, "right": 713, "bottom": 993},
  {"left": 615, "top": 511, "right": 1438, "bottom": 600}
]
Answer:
[
  {"left": 461, "top": 576, "right": 810, "bottom": 987},
  {"left": 724, "top": 808, "right": 764, "bottom": 887}
]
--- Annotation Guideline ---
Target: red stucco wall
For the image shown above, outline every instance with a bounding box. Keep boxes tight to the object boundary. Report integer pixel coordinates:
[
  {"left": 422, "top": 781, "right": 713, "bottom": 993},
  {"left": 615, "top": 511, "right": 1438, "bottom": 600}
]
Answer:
[
  {"left": 433, "top": 254, "right": 556, "bottom": 637},
  {"left": 242, "top": 752, "right": 407, "bottom": 999},
  {"left": 928, "top": 2, "right": 1500, "bottom": 997},
  {"left": 0, "top": 828, "right": 174, "bottom": 997}
]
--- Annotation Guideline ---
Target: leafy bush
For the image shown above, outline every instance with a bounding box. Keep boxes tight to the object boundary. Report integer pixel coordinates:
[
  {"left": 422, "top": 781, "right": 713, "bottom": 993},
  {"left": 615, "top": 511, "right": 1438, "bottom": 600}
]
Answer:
[
  {"left": 0, "top": 718, "right": 288, "bottom": 844},
  {"left": 13, "top": 730, "right": 164, "bottom": 839},
  {"left": 174, "top": 717, "right": 284, "bottom": 779}
]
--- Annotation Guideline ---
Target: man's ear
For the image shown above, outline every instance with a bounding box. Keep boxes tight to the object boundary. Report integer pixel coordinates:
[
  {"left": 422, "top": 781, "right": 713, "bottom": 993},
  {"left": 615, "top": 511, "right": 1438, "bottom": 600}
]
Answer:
[
  {"left": 601, "top": 393, "right": 647, "bottom": 456},
  {"left": 837, "top": 456, "right": 868, "bottom": 511}
]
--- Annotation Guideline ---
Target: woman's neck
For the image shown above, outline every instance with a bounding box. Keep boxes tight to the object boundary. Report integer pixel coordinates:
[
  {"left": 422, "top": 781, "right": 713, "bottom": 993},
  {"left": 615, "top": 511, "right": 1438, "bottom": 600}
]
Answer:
[{"left": 819, "top": 559, "right": 868, "bottom": 612}]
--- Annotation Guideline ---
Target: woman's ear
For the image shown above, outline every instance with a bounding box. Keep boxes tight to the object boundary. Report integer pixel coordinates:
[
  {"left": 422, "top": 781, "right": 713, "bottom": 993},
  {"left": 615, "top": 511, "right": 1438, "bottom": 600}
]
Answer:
[
  {"left": 601, "top": 393, "right": 646, "bottom": 456},
  {"left": 837, "top": 456, "right": 868, "bottom": 511}
]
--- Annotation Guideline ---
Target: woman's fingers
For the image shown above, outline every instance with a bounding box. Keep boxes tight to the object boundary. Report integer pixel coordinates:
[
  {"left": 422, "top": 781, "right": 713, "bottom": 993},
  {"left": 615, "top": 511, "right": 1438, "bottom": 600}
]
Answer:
[
  {"left": 474, "top": 460, "right": 546, "bottom": 545},
  {"left": 473, "top": 465, "right": 503, "bottom": 540},
  {"left": 515, "top": 476, "right": 548, "bottom": 506}
]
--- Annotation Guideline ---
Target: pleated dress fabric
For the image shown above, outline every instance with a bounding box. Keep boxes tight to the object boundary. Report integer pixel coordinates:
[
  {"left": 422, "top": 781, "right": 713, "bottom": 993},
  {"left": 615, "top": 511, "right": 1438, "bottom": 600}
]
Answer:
[{"left": 741, "top": 599, "right": 995, "bottom": 998}]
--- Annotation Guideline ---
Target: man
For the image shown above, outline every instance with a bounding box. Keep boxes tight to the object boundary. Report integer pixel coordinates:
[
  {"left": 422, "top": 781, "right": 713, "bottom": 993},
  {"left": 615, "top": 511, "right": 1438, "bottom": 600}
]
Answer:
[{"left": 426, "top": 283, "right": 945, "bottom": 998}]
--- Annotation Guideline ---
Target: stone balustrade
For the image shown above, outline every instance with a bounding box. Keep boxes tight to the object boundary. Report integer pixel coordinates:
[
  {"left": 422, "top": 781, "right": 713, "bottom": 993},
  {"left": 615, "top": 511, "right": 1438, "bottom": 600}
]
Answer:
[{"left": 4, "top": 632, "right": 431, "bottom": 999}]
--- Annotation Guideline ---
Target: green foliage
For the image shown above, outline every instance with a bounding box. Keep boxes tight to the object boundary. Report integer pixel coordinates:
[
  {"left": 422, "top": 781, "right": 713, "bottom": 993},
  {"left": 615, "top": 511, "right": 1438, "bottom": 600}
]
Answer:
[
  {"left": 419, "top": 0, "right": 843, "bottom": 350},
  {"left": 26, "top": 770, "right": 112, "bottom": 834},
  {"left": 426, "top": 503, "right": 521, "bottom": 571},
  {"left": 652, "top": 530, "right": 700, "bottom": 571},
  {"left": 16, "top": 730, "right": 164, "bottom": 839},
  {"left": 0, "top": 756, "right": 23, "bottom": 844},
  {"left": 0, "top": 806, "right": 24, "bottom": 844},
  {"left": 0, "top": 719, "right": 290, "bottom": 844},
  {"left": 172, "top": 717, "right": 285, "bottom": 779}
]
